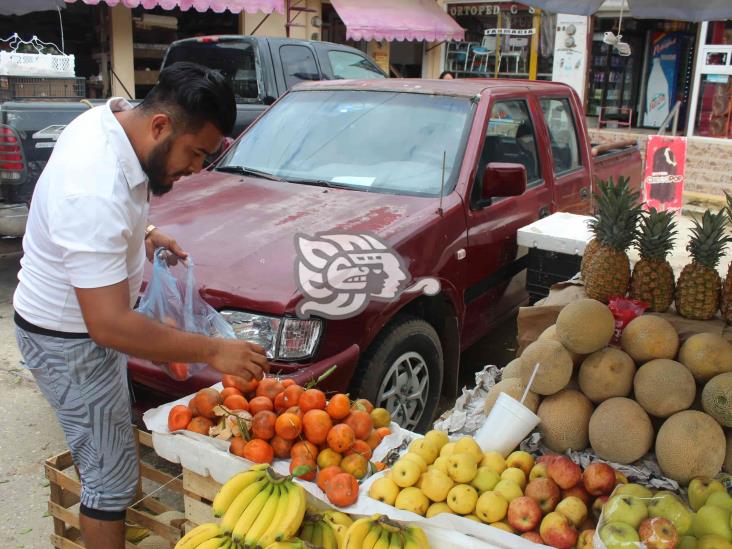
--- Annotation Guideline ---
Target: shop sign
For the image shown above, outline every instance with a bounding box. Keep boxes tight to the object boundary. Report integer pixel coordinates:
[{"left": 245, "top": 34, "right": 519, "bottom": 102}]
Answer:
[
  {"left": 484, "top": 28, "right": 535, "bottom": 36},
  {"left": 643, "top": 135, "right": 686, "bottom": 213},
  {"left": 552, "top": 14, "right": 589, "bottom": 102},
  {"left": 448, "top": 3, "right": 536, "bottom": 17}
]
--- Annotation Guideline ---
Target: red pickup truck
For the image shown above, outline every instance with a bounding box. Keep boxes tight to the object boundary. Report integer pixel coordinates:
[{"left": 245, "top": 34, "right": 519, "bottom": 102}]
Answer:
[{"left": 129, "top": 79, "right": 642, "bottom": 431}]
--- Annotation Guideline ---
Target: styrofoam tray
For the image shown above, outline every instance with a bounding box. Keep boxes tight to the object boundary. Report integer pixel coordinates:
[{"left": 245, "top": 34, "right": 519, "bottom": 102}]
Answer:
[{"left": 517, "top": 212, "right": 593, "bottom": 255}]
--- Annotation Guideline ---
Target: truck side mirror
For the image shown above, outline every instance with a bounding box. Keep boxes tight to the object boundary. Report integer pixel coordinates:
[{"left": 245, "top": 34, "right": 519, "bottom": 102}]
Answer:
[
  {"left": 263, "top": 95, "right": 276, "bottom": 106},
  {"left": 482, "top": 162, "right": 527, "bottom": 200}
]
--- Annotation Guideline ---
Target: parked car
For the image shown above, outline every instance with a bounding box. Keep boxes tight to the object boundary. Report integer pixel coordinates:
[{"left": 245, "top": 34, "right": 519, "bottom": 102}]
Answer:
[
  {"left": 0, "top": 36, "right": 385, "bottom": 237},
  {"left": 128, "top": 78, "right": 643, "bottom": 432}
]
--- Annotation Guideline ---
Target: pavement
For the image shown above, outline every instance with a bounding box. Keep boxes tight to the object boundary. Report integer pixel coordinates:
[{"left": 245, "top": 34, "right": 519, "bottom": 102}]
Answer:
[{"left": 0, "top": 208, "right": 729, "bottom": 548}]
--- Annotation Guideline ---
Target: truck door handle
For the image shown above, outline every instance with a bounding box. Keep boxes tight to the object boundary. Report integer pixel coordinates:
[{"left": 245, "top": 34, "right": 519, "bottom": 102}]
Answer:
[
  {"left": 539, "top": 206, "right": 550, "bottom": 218},
  {"left": 579, "top": 187, "right": 589, "bottom": 199}
]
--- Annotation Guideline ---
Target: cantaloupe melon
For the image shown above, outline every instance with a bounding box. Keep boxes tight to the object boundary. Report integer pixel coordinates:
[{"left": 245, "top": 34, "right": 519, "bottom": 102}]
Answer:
[
  {"left": 725, "top": 431, "right": 732, "bottom": 474},
  {"left": 519, "top": 339, "right": 573, "bottom": 396},
  {"left": 620, "top": 315, "right": 679, "bottom": 364},
  {"left": 538, "top": 324, "right": 585, "bottom": 366},
  {"left": 537, "top": 389, "right": 594, "bottom": 453},
  {"left": 588, "top": 397, "right": 654, "bottom": 464},
  {"left": 634, "top": 359, "right": 696, "bottom": 418},
  {"left": 578, "top": 348, "right": 635, "bottom": 403},
  {"left": 679, "top": 333, "right": 732, "bottom": 383},
  {"left": 702, "top": 372, "right": 732, "bottom": 427},
  {"left": 483, "top": 378, "right": 540, "bottom": 415},
  {"left": 501, "top": 358, "right": 523, "bottom": 380},
  {"left": 655, "top": 410, "right": 726, "bottom": 485},
  {"left": 555, "top": 299, "right": 615, "bottom": 354}
]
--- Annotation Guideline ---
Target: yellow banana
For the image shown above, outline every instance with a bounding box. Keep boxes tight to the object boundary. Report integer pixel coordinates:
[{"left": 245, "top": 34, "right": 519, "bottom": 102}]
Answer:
[
  {"left": 373, "top": 528, "right": 390, "bottom": 549},
  {"left": 387, "top": 531, "right": 403, "bottom": 549},
  {"left": 257, "top": 482, "right": 293, "bottom": 548},
  {"left": 300, "top": 522, "right": 315, "bottom": 543},
  {"left": 174, "top": 522, "right": 222, "bottom": 549},
  {"left": 213, "top": 468, "right": 267, "bottom": 517},
  {"left": 323, "top": 510, "right": 353, "bottom": 529},
  {"left": 320, "top": 521, "right": 339, "bottom": 549},
  {"left": 243, "top": 483, "right": 283, "bottom": 547},
  {"left": 273, "top": 481, "right": 307, "bottom": 541},
  {"left": 196, "top": 536, "right": 227, "bottom": 549},
  {"left": 323, "top": 519, "right": 347, "bottom": 549},
  {"left": 264, "top": 541, "right": 312, "bottom": 549},
  {"left": 361, "top": 525, "right": 382, "bottom": 549},
  {"left": 221, "top": 478, "right": 270, "bottom": 533},
  {"left": 311, "top": 521, "right": 324, "bottom": 548},
  {"left": 405, "top": 526, "right": 430, "bottom": 549},
  {"left": 230, "top": 483, "right": 274, "bottom": 541},
  {"left": 344, "top": 516, "right": 375, "bottom": 549}
]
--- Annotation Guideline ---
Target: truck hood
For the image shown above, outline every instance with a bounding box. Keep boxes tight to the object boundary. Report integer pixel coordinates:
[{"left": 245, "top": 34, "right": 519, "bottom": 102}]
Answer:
[{"left": 148, "top": 171, "right": 440, "bottom": 315}]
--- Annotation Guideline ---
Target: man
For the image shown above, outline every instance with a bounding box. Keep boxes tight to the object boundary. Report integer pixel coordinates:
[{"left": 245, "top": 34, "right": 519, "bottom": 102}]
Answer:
[{"left": 13, "top": 62, "right": 268, "bottom": 548}]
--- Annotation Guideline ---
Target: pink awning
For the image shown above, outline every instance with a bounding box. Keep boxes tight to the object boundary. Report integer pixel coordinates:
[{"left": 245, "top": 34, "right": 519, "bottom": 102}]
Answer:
[
  {"left": 64, "top": 0, "right": 284, "bottom": 14},
  {"left": 330, "top": 0, "right": 465, "bottom": 42}
]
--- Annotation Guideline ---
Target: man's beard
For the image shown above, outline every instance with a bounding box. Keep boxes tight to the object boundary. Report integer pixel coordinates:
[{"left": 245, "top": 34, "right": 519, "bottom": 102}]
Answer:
[{"left": 145, "top": 138, "right": 173, "bottom": 197}]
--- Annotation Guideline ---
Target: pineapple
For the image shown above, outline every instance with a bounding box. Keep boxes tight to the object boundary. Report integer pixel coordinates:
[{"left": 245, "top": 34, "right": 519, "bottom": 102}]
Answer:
[
  {"left": 580, "top": 179, "right": 614, "bottom": 279},
  {"left": 675, "top": 209, "right": 731, "bottom": 320},
  {"left": 721, "top": 192, "right": 732, "bottom": 323},
  {"left": 584, "top": 176, "right": 643, "bottom": 303},
  {"left": 630, "top": 208, "right": 677, "bottom": 312}
]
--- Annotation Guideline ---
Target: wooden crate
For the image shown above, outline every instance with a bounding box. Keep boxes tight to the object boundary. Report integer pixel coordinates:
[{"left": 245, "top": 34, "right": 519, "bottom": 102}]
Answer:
[
  {"left": 182, "top": 469, "right": 221, "bottom": 531},
  {"left": 44, "top": 429, "right": 185, "bottom": 549}
]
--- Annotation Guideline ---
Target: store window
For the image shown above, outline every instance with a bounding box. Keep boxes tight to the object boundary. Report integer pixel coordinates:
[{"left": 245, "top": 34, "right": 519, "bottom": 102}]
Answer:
[
  {"left": 280, "top": 45, "right": 320, "bottom": 88},
  {"left": 693, "top": 21, "right": 732, "bottom": 138},
  {"left": 540, "top": 98, "right": 581, "bottom": 174},
  {"left": 444, "top": 2, "right": 554, "bottom": 80},
  {"left": 328, "top": 51, "right": 383, "bottom": 80}
]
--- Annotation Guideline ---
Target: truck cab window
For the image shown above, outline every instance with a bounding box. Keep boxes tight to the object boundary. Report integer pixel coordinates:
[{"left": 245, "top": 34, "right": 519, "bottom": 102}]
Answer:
[
  {"left": 539, "top": 98, "right": 581, "bottom": 174},
  {"left": 328, "top": 51, "right": 384, "bottom": 80},
  {"left": 280, "top": 45, "right": 320, "bottom": 88},
  {"left": 472, "top": 99, "right": 540, "bottom": 205}
]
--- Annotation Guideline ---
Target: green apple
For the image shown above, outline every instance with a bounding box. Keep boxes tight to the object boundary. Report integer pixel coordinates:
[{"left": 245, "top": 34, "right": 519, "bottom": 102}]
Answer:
[
  {"left": 447, "top": 453, "right": 479, "bottom": 484},
  {"left": 690, "top": 479, "right": 726, "bottom": 512},
  {"left": 471, "top": 466, "right": 501, "bottom": 493},
  {"left": 698, "top": 534, "right": 732, "bottom": 549},
  {"left": 421, "top": 468, "right": 455, "bottom": 503},
  {"left": 604, "top": 495, "right": 649, "bottom": 529},
  {"left": 649, "top": 491, "right": 694, "bottom": 536},
  {"left": 599, "top": 521, "right": 641, "bottom": 549},
  {"left": 475, "top": 490, "right": 508, "bottom": 523},
  {"left": 693, "top": 505, "right": 732, "bottom": 541},
  {"left": 615, "top": 483, "right": 653, "bottom": 499},
  {"left": 679, "top": 536, "right": 698, "bottom": 549},
  {"left": 706, "top": 492, "right": 732, "bottom": 513},
  {"left": 494, "top": 479, "right": 523, "bottom": 503}
]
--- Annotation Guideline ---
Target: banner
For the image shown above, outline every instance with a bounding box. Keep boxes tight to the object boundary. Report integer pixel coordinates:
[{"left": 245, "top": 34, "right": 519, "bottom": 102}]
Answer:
[
  {"left": 643, "top": 135, "right": 686, "bottom": 212},
  {"left": 551, "top": 14, "right": 589, "bottom": 102}
]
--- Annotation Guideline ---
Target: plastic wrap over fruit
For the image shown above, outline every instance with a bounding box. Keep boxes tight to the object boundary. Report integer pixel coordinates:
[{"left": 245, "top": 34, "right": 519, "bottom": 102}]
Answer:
[
  {"left": 137, "top": 248, "right": 236, "bottom": 380},
  {"left": 608, "top": 297, "right": 649, "bottom": 345}
]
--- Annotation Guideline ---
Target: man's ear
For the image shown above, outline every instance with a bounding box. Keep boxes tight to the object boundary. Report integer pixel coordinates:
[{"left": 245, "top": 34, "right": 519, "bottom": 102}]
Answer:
[{"left": 150, "top": 113, "right": 173, "bottom": 140}]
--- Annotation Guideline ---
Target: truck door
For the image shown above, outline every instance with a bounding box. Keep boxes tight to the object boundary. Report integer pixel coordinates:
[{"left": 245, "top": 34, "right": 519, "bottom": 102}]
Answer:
[
  {"left": 462, "top": 93, "right": 553, "bottom": 349},
  {"left": 536, "top": 93, "right": 591, "bottom": 214},
  {"left": 273, "top": 44, "right": 323, "bottom": 93}
]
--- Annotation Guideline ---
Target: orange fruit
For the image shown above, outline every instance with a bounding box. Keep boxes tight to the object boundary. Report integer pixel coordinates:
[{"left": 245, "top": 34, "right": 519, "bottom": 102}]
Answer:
[
  {"left": 283, "top": 385, "right": 305, "bottom": 408},
  {"left": 271, "top": 435, "right": 294, "bottom": 459},
  {"left": 376, "top": 427, "right": 391, "bottom": 439},
  {"left": 275, "top": 412, "right": 302, "bottom": 441},
  {"left": 220, "top": 387, "right": 243, "bottom": 401},
  {"left": 302, "top": 410, "right": 333, "bottom": 445},
  {"left": 365, "top": 430, "right": 382, "bottom": 450},
  {"left": 290, "top": 455, "right": 316, "bottom": 481},
  {"left": 343, "top": 410, "right": 373, "bottom": 440},
  {"left": 223, "top": 374, "right": 258, "bottom": 395},
  {"left": 345, "top": 439, "right": 372, "bottom": 461},
  {"left": 299, "top": 389, "right": 327, "bottom": 413},
  {"left": 249, "top": 396, "right": 274, "bottom": 415},
  {"left": 374, "top": 461, "right": 386, "bottom": 472},
  {"left": 186, "top": 416, "right": 214, "bottom": 436},
  {"left": 316, "top": 465, "right": 343, "bottom": 493},
  {"left": 167, "top": 404, "right": 192, "bottom": 432},
  {"left": 273, "top": 392, "right": 288, "bottom": 413},
  {"left": 242, "top": 439, "right": 274, "bottom": 464},
  {"left": 325, "top": 473, "right": 359, "bottom": 507},
  {"left": 327, "top": 424, "right": 355, "bottom": 453},
  {"left": 340, "top": 453, "right": 368, "bottom": 479},
  {"left": 285, "top": 406, "right": 303, "bottom": 419},
  {"left": 317, "top": 448, "right": 343, "bottom": 469},
  {"left": 256, "top": 378, "right": 285, "bottom": 400},
  {"left": 187, "top": 399, "right": 199, "bottom": 416},
  {"left": 251, "top": 410, "right": 277, "bottom": 441},
  {"left": 326, "top": 393, "right": 351, "bottom": 420},
  {"left": 191, "top": 388, "right": 223, "bottom": 420},
  {"left": 353, "top": 399, "right": 374, "bottom": 413},
  {"left": 223, "top": 394, "right": 249, "bottom": 412},
  {"left": 291, "top": 440, "right": 319, "bottom": 461},
  {"left": 229, "top": 436, "right": 247, "bottom": 458},
  {"left": 281, "top": 378, "right": 296, "bottom": 388}
]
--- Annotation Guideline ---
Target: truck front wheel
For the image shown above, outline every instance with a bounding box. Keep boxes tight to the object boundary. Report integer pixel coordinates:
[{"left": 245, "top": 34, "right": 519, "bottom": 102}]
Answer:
[{"left": 352, "top": 317, "right": 443, "bottom": 433}]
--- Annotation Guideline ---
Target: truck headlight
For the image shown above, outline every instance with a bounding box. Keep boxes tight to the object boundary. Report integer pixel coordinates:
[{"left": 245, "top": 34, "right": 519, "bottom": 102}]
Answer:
[{"left": 220, "top": 311, "right": 321, "bottom": 361}]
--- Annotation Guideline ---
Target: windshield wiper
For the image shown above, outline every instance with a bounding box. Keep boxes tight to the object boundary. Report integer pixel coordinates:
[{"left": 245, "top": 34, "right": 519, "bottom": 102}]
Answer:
[
  {"left": 287, "top": 177, "right": 367, "bottom": 191},
  {"left": 216, "top": 165, "right": 286, "bottom": 182}
]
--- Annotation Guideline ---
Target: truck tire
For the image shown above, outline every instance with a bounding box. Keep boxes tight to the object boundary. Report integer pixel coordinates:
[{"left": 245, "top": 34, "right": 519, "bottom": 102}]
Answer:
[{"left": 351, "top": 317, "right": 443, "bottom": 433}]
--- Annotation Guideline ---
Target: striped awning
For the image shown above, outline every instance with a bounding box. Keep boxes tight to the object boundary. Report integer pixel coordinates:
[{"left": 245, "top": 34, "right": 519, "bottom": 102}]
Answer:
[{"left": 64, "top": 0, "right": 284, "bottom": 14}]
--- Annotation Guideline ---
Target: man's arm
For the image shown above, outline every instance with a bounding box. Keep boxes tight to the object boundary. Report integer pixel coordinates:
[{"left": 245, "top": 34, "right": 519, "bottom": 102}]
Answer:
[{"left": 75, "top": 280, "right": 268, "bottom": 380}]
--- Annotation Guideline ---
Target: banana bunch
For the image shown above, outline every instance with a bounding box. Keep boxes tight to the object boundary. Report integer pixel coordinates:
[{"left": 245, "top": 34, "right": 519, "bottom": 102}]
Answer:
[
  {"left": 343, "top": 515, "right": 430, "bottom": 549},
  {"left": 174, "top": 523, "right": 229, "bottom": 549},
  {"left": 297, "top": 509, "right": 352, "bottom": 549},
  {"left": 263, "top": 540, "right": 319, "bottom": 549},
  {"left": 212, "top": 464, "right": 307, "bottom": 548}
]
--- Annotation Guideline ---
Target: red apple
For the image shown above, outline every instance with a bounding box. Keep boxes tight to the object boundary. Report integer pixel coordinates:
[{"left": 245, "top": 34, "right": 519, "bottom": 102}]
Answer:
[
  {"left": 507, "top": 496, "right": 543, "bottom": 533},
  {"left": 522, "top": 531, "right": 544, "bottom": 544},
  {"left": 592, "top": 495, "right": 609, "bottom": 521},
  {"left": 538, "top": 454, "right": 560, "bottom": 466},
  {"left": 639, "top": 517, "right": 678, "bottom": 549},
  {"left": 576, "top": 529, "right": 595, "bottom": 549},
  {"left": 547, "top": 456, "right": 582, "bottom": 490},
  {"left": 562, "top": 484, "right": 592, "bottom": 507},
  {"left": 539, "top": 511, "right": 579, "bottom": 549},
  {"left": 583, "top": 462, "right": 617, "bottom": 496},
  {"left": 526, "top": 477, "right": 562, "bottom": 514}
]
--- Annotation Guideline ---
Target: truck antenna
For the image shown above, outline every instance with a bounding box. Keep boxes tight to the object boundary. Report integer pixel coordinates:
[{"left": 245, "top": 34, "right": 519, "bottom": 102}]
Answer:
[{"left": 438, "top": 150, "right": 446, "bottom": 216}]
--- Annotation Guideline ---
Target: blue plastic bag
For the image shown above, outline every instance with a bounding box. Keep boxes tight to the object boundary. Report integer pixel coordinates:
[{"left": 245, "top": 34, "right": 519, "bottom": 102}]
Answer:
[{"left": 137, "top": 248, "right": 235, "bottom": 380}]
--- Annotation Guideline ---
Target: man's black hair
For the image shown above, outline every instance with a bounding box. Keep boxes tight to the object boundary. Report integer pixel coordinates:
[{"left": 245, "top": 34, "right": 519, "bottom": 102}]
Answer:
[{"left": 138, "top": 62, "right": 236, "bottom": 136}]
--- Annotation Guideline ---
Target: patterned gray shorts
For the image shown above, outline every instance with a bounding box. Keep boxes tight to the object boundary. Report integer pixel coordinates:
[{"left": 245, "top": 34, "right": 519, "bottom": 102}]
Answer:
[{"left": 15, "top": 326, "right": 139, "bottom": 516}]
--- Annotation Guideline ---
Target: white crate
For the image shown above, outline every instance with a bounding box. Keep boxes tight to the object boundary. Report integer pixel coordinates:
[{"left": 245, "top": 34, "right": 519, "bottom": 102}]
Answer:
[{"left": 517, "top": 212, "right": 594, "bottom": 255}]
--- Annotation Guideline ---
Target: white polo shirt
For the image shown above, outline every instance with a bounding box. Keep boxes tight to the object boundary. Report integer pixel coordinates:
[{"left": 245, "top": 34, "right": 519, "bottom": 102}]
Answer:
[{"left": 14, "top": 98, "right": 149, "bottom": 333}]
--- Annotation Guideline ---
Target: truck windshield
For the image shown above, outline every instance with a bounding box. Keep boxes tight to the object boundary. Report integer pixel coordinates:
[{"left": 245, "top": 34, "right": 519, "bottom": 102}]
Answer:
[
  {"left": 164, "top": 40, "right": 259, "bottom": 103},
  {"left": 220, "top": 90, "right": 473, "bottom": 197}
]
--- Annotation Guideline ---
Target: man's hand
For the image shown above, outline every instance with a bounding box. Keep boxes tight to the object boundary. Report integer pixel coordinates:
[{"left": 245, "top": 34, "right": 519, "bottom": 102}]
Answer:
[
  {"left": 145, "top": 228, "right": 187, "bottom": 265},
  {"left": 210, "top": 339, "right": 270, "bottom": 380}
]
